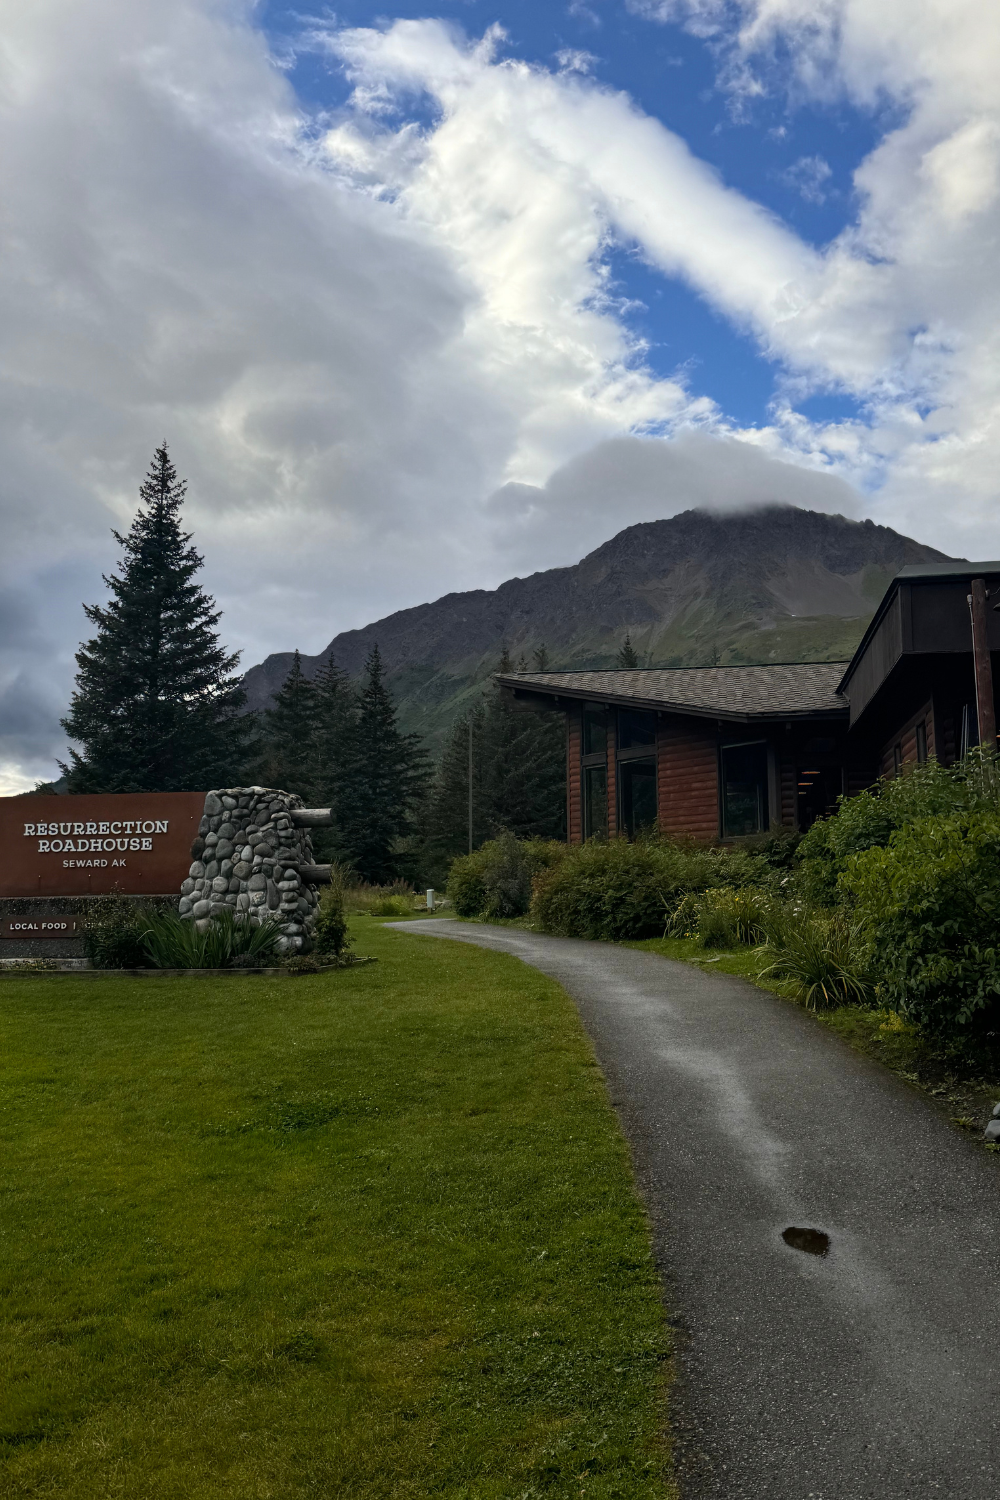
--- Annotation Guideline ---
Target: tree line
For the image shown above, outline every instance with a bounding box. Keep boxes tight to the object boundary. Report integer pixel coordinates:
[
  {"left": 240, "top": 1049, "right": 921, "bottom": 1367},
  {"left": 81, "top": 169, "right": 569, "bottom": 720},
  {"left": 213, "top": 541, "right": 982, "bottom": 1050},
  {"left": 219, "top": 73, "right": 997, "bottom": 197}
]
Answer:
[{"left": 57, "top": 445, "right": 568, "bottom": 884}]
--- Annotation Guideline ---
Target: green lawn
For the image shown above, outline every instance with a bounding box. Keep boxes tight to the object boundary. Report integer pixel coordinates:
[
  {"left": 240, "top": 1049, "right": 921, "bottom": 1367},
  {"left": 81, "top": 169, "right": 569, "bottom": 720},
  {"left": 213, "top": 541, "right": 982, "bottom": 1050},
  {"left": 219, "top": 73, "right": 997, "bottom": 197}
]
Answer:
[{"left": 0, "top": 921, "right": 671, "bottom": 1498}]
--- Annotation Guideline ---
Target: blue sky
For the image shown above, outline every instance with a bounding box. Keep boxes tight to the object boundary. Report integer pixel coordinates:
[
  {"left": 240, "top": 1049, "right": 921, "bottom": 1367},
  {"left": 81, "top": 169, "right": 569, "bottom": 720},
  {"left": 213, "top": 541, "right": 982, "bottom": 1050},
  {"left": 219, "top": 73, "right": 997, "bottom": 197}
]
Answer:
[
  {"left": 262, "top": 0, "right": 892, "bottom": 427},
  {"left": 0, "top": 0, "right": 997, "bottom": 786}
]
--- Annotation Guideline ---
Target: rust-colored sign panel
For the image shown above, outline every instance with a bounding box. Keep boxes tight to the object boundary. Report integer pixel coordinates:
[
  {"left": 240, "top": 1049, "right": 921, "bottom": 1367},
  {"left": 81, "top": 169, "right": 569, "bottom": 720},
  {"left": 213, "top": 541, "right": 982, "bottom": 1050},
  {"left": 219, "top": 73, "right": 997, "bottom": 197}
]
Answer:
[{"left": 0, "top": 792, "right": 205, "bottom": 897}]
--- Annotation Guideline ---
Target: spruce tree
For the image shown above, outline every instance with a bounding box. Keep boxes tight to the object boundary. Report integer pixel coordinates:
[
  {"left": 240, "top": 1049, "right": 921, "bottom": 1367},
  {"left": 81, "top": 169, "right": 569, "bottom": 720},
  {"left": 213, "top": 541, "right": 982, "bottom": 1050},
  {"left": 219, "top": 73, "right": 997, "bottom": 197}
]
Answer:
[
  {"left": 419, "top": 650, "right": 566, "bottom": 881},
  {"left": 337, "top": 645, "right": 430, "bottom": 883},
  {"left": 259, "top": 650, "right": 320, "bottom": 799},
  {"left": 313, "top": 652, "right": 357, "bottom": 802},
  {"left": 421, "top": 701, "right": 488, "bottom": 883},
  {"left": 61, "top": 444, "right": 252, "bottom": 792},
  {"left": 312, "top": 653, "right": 359, "bottom": 861},
  {"left": 480, "top": 670, "right": 565, "bottom": 841},
  {"left": 617, "top": 632, "right": 639, "bottom": 668}
]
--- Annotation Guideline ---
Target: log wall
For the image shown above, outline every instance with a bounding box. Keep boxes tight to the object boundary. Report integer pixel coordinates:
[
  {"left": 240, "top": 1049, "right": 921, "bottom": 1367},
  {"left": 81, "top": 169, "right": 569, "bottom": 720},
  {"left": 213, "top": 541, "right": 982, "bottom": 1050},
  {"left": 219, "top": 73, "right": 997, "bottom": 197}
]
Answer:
[
  {"left": 878, "top": 698, "right": 934, "bottom": 778},
  {"left": 656, "top": 718, "right": 719, "bottom": 842},
  {"left": 606, "top": 720, "right": 618, "bottom": 839},
  {"left": 567, "top": 707, "right": 583, "bottom": 844}
]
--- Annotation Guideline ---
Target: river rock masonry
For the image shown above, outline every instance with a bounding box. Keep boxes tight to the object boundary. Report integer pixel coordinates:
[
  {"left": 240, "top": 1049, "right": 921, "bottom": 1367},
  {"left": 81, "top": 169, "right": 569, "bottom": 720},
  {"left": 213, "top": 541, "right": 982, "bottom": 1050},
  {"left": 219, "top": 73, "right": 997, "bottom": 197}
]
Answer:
[{"left": 178, "top": 787, "right": 332, "bottom": 955}]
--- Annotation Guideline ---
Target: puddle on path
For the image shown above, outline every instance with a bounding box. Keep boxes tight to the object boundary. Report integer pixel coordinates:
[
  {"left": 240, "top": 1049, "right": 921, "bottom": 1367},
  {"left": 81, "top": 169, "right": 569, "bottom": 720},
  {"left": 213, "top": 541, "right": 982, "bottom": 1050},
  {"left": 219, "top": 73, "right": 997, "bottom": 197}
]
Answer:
[{"left": 782, "top": 1225, "right": 831, "bottom": 1257}]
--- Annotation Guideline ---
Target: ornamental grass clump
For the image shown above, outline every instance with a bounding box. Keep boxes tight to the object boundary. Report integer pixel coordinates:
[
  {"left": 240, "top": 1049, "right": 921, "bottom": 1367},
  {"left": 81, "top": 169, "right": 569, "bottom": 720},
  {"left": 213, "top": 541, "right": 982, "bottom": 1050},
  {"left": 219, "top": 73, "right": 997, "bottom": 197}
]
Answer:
[
  {"left": 141, "top": 908, "right": 284, "bottom": 969},
  {"left": 757, "top": 916, "right": 870, "bottom": 1011},
  {"left": 689, "top": 885, "right": 777, "bottom": 949}
]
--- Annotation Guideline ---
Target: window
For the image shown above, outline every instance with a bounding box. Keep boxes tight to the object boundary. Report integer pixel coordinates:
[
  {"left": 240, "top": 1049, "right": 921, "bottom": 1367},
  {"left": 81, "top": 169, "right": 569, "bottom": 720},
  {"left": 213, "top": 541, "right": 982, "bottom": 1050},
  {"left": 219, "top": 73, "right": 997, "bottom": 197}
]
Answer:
[
  {"left": 617, "top": 709, "right": 655, "bottom": 750},
  {"left": 721, "top": 742, "right": 769, "bottom": 838},
  {"left": 893, "top": 743, "right": 903, "bottom": 777},
  {"left": 583, "top": 706, "right": 607, "bottom": 757},
  {"left": 619, "top": 758, "right": 657, "bottom": 836},
  {"left": 584, "top": 766, "right": 608, "bottom": 840},
  {"left": 915, "top": 721, "right": 928, "bottom": 764}
]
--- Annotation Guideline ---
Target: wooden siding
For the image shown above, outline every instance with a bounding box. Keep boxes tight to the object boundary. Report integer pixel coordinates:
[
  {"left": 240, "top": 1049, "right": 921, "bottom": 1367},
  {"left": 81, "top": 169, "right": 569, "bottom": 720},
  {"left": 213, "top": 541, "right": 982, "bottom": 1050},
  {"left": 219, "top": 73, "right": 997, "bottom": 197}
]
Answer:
[
  {"left": 567, "top": 707, "right": 583, "bottom": 844},
  {"left": 844, "top": 592, "right": 903, "bottom": 725},
  {"left": 878, "top": 698, "right": 934, "bottom": 778},
  {"left": 657, "top": 718, "right": 719, "bottom": 841},
  {"left": 606, "top": 720, "right": 618, "bottom": 839}
]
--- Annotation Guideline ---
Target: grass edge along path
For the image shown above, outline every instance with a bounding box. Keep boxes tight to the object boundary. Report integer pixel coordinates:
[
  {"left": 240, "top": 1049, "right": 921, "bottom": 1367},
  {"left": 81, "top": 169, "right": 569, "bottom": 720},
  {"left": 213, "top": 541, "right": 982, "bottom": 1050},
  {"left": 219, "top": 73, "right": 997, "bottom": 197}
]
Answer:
[{"left": 0, "top": 919, "right": 674, "bottom": 1499}]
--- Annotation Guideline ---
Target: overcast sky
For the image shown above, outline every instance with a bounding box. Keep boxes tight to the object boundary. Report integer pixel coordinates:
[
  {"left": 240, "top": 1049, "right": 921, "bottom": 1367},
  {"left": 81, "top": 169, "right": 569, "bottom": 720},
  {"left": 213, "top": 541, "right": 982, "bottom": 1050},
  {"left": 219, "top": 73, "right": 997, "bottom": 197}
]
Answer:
[{"left": 1, "top": 0, "right": 998, "bottom": 789}]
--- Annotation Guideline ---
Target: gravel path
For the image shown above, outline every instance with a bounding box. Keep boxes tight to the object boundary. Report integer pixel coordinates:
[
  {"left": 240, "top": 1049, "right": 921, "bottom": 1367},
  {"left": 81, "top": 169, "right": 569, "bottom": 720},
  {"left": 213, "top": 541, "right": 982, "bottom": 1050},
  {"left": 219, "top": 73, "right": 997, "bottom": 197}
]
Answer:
[{"left": 390, "top": 919, "right": 1000, "bottom": 1499}]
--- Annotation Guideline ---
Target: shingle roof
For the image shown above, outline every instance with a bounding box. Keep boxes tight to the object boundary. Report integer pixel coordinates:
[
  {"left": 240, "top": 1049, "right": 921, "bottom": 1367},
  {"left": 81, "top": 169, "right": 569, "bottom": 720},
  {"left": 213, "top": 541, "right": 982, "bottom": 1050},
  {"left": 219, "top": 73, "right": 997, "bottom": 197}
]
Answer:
[{"left": 498, "top": 663, "right": 849, "bottom": 722}]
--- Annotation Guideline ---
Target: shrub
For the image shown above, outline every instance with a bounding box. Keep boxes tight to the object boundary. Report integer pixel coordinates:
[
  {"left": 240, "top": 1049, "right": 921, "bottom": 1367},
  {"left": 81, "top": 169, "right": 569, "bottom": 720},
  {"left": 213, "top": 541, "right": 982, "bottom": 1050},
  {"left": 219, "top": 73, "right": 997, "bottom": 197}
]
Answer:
[
  {"left": 447, "top": 834, "right": 565, "bottom": 920},
  {"left": 694, "top": 885, "right": 776, "bottom": 948},
  {"left": 314, "top": 887, "right": 352, "bottom": 958},
  {"left": 83, "top": 894, "right": 152, "bottom": 969},
  {"left": 840, "top": 809, "right": 1000, "bottom": 1036},
  {"left": 530, "top": 837, "right": 768, "bottom": 942},
  {"left": 758, "top": 916, "right": 870, "bottom": 1010},
  {"left": 794, "top": 752, "right": 1000, "bottom": 906},
  {"left": 140, "top": 909, "right": 284, "bottom": 969}
]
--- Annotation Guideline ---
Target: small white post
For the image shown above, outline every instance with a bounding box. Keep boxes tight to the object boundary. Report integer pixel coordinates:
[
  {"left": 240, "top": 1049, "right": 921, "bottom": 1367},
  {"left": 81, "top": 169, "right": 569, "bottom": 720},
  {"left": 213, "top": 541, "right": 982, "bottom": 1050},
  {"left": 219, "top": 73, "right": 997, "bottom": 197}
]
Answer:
[{"left": 426, "top": 888, "right": 435, "bottom": 911}]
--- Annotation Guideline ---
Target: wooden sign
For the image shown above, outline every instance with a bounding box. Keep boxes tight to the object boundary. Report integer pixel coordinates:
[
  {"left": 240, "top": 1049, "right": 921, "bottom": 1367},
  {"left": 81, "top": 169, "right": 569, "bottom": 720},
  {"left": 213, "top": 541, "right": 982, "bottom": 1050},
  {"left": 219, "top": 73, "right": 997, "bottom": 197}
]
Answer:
[
  {"left": 0, "top": 792, "right": 205, "bottom": 898},
  {"left": 2, "top": 914, "right": 83, "bottom": 939}
]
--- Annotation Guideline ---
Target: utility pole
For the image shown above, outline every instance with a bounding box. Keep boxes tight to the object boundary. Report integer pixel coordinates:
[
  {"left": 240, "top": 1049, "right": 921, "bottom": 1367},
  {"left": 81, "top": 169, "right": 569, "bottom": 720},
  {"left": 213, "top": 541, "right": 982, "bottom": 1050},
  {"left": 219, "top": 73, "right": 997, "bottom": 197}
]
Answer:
[
  {"left": 968, "top": 578, "right": 997, "bottom": 749},
  {"left": 468, "top": 715, "right": 474, "bottom": 854}
]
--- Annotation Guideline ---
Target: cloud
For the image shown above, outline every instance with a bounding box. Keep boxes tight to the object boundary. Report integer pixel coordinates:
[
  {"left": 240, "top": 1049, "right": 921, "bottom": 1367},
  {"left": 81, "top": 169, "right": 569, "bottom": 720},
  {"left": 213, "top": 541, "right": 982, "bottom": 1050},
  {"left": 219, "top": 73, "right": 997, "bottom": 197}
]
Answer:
[
  {"left": 487, "top": 430, "right": 863, "bottom": 569},
  {"left": 782, "top": 154, "right": 833, "bottom": 204}
]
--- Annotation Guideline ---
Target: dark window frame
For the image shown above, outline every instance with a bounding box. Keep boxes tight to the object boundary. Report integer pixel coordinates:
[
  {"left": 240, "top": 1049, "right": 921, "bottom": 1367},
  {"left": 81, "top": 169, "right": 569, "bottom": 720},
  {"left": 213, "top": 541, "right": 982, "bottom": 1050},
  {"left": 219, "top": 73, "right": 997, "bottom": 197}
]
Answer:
[
  {"left": 893, "top": 742, "right": 903, "bottom": 777},
  {"left": 582, "top": 704, "right": 609, "bottom": 762},
  {"left": 617, "top": 707, "right": 657, "bottom": 757},
  {"left": 915, "top": 721, "right": 928, "bottom": 763},
  {"left": 584, "top": 764, "right": 609, "bottom": 840},
  {"left": 618, "top": 755, "right": 658, "bottom": 838},
  {"left": 719, "top": 739, "right": 769, "bottom": 839}
]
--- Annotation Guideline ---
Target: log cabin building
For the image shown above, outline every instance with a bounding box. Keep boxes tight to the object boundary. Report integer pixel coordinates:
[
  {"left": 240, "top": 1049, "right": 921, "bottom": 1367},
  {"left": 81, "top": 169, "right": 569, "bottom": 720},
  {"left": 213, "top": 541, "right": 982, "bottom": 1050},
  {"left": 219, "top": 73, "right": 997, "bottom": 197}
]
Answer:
[{"left": 498, "top": 561, "right": 1000, "bottom": 844}]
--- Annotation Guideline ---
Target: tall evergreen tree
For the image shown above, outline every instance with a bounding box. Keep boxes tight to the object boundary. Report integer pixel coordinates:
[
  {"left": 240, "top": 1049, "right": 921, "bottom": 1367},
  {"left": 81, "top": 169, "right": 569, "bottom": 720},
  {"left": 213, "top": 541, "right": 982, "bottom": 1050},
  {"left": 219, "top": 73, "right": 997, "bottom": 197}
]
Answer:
[
  {"left": 337, "top": 645, "right": 430, "bottom": 883},
  {"left": 313, "top": 652, "right": 356, "bottom": 802},
  {"left": 617, "top": 632, "right": 639, "bottom": 668},
  {"left": 259, "top": 650, "right": 320, "bottom": 799},
  {"left": 420, "top": 651, "right": 566, "bottom": 882},
  {"left": 312, "top": 652, "right": 359, "bottom": 861},
  {"left": 61, "top": 444, "right": 252, "bottom": 791}
]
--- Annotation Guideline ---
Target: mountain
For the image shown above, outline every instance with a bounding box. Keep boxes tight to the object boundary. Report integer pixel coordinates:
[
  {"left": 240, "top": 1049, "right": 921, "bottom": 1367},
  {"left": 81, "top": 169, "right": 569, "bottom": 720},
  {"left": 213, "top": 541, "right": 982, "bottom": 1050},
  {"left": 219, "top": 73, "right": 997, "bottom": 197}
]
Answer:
[{"left": 241, "top": 505, "right": 953, "bottom": 748}]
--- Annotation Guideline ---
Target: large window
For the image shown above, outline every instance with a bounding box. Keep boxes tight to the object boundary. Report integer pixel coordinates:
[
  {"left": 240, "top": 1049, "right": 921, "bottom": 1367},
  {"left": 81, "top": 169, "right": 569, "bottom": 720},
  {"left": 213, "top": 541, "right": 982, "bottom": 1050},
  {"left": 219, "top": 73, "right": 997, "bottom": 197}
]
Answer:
[
  {"left": 618, "top": 708, "right": 655, "bottom": 750},
  {"left": 584, "top": 765, "right": 608, "bottom": 839},
  {"left": 581, "top": 704, "right": 608, "bottom": 840},
  {"left": 721, "top": 742, "right": 768, "bottom": 837},
  {"left": 583, "top": 706, "right": 607, "bottom": 756},
  {"left": 619, "top": 758, "right": 657, "bottom": 836}
]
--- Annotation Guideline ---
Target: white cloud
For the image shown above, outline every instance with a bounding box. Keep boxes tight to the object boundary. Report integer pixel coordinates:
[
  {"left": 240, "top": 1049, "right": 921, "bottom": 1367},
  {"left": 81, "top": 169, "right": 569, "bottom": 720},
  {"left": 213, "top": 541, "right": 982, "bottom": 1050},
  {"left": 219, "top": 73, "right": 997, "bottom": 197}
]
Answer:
[
  {"left": 487, "top": 430, "right": 862, "bottom": 569},
  {"left": 782, "top": 154, "right": 832, "bottom": 204}
]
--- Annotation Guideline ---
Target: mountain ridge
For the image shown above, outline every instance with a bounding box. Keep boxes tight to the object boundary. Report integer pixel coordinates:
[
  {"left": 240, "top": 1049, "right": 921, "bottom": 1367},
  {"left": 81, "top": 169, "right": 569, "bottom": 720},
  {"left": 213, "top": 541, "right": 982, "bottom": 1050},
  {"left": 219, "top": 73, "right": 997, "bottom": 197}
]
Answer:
[{"left": 242, "top": 505, "right": 954, "bottom": 746}]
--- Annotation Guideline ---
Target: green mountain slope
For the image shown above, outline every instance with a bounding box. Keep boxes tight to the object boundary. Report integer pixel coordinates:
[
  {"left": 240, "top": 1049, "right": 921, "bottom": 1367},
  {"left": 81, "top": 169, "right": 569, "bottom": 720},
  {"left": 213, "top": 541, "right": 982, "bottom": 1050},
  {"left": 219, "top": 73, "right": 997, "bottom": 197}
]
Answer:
[{"left": 242, "top": 506, "right": 952, "bottom": 749}]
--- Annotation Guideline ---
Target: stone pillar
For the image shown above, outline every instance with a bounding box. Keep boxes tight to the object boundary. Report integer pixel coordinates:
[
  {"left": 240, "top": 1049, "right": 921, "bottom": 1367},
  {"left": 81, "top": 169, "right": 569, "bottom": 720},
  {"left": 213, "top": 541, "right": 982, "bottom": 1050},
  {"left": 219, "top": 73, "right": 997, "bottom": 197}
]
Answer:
[{"left": 178, "top": 787, "right": 323, "bottom": 955}]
